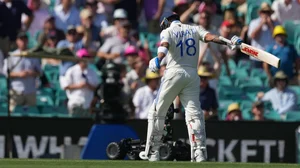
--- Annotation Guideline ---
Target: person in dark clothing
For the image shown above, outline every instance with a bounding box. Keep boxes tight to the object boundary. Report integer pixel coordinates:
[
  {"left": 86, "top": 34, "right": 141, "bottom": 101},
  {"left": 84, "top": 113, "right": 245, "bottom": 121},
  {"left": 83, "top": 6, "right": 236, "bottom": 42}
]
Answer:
[
  {"left": 37, "top": 16, "right": 65, "bottom": 46},
  {"left": 198, "top": 65, "right": 219, "bottom": 120},
  {"left": 114, "top": 0, "right": 138, "bottom": 29},
  {"left": 0, "top": 0, "right": 33, "bottom": 55}
]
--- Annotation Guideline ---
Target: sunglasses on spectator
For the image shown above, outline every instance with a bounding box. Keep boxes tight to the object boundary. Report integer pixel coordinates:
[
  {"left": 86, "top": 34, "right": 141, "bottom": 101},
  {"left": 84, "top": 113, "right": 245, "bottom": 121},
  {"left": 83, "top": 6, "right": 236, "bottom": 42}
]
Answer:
[
  {"left": 115, "top": 18, "right": 126, "bottom": 21},
  {"left": 67, "top": 30, "right": 77, "bottom": 35},
  {"left": 261, "top": 11, "right": 272, "bottom": 14}
]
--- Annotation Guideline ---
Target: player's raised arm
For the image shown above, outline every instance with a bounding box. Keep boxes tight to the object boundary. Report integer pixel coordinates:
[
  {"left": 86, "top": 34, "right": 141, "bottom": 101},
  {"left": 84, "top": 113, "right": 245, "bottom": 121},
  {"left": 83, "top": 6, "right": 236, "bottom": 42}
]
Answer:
[{"left": 197, "top": 26, "right": 243, "bottom": 48}]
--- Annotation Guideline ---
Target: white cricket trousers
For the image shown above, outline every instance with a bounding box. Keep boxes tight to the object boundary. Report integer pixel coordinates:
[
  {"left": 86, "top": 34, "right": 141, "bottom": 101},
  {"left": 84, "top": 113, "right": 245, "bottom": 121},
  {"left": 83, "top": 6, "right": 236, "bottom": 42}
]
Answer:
[
  {"left": 151, "top": 67, "right": 202, "bottom": 121},
  {"left": 148, "top": 67, "right": 206, "bottom": 151}
]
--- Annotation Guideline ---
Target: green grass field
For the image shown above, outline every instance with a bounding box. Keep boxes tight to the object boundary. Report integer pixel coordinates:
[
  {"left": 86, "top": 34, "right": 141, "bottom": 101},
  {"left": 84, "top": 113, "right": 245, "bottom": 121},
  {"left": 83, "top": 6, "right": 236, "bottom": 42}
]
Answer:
[{"left": 0, "top": 160, "right": 299, "bottom": 168}]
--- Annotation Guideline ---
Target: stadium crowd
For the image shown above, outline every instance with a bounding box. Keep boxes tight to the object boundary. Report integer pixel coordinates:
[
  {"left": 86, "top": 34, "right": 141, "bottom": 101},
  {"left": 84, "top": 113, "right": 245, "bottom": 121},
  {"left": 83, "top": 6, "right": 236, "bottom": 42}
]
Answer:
[{"left": 0, "top": 0, "right": 300, "bottom": 121}]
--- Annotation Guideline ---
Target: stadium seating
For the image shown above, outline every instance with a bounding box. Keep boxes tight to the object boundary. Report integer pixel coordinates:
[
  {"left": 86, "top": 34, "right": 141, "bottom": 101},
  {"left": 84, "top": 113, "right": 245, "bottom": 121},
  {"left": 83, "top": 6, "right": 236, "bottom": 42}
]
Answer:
[
  {"left": 241, "top": 109, "right": 253, "bottom": 120},
  {"left": 0, "top": 75, "right": 7, "bottom": 93},
  {"left": 41, "top": 106, "right": 69, "bottom": 118},
  {"left": 295, "top": 28, "right": 300, "bottom": 55},
  {"left": 55, "top": 89, "right": 68, "bottom": 106},
  {"left": 263, "top": 109, "right": 282, "bottom": 121},
  {"left": 286, "top": 111, "right": 300, "bottom": 121},
  {"left": 283, "top": 20, "right": 300, "bottom": 45},
  {"left": 240, "top": 100, "right": 253, "bottom": 110},
  {"left": 237, "top": 60, "right": 251, "bottom": 71},
  {"left": 37, "top": 95, "right": 55, "bottom": 106},
  {"left": 218, "top": 76, "right": 233, "bottom": 86},
  {"left": 290, "top": 86, "right": 300, "bottom": 96},
  {"left": 43, "top": 65, "right": 59, "bottom": 88},
  {"left": 218, "top": 86, "right": 245, "bottom": 100},
  {"left": 250, "top": 68, "right": 268, "bottom": 82},
  {"left": 0, "top": 103, "right": 8, "bottom": 116},
  {"left": 230, "top": 69, "right": 248, "bottom": 82},
  {"left": 12, "top": 106, "right": 40, "bottom": 117},
  {"left": 235, "top": 77, "right": 263, "bottom": 88}
]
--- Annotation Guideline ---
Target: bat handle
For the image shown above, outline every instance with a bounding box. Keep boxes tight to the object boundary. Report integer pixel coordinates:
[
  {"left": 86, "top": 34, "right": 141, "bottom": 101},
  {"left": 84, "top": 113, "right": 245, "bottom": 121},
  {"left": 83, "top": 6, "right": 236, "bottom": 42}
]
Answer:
[
  {"left": 219, "top": 36, "right": 231, "bottom": 44},
  {"left": 219, "top": 36, "right": 240, "bottom": 50}
]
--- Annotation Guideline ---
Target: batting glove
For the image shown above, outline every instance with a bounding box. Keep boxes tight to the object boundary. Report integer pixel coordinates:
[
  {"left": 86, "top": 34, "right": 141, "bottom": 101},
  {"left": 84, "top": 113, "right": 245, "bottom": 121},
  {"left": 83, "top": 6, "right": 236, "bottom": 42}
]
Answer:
[
  {"left": 231, "top": 35, "right": 243, "bottom": 45},
  {"left": 149, "top": 57, "right": 161, "bottom": 72}
]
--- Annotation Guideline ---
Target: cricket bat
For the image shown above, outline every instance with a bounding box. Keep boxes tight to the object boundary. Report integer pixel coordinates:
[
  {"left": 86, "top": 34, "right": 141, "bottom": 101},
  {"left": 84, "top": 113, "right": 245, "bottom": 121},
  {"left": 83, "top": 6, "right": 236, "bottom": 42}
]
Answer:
[{"left": 219, "top": 36, "right": 281, "bottom": 68}]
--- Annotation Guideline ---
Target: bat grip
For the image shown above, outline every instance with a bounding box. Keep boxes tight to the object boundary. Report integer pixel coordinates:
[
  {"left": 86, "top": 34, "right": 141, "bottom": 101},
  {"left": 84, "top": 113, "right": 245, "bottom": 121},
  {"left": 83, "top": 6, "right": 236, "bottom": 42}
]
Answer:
[{"left": 219, "top": 36, "right": 231, "bottom": 44}]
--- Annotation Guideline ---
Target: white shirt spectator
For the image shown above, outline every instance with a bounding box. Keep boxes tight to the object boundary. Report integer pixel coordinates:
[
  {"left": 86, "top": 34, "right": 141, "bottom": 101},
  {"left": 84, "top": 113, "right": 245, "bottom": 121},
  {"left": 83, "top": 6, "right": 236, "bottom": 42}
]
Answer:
[
  {"left": 133, "top": 85, "right": 157, "bottom": 119},
  {"left": 248, "top": 18, "right": 279, "bottom": 61},
  {"left": 98, "top": 36, "right": 134, "bottom": 64},
  {"left": 123, "top": 69, "right": 146, "bottom": 96},
  {"left": 60, "top": 64, "right": 100, "bottom": 109},
  {"left": 22, "top": 8, "right": 49, "bottom": 37},
  {"left": 262, "top": 88, "right": 298, "bottom": 114},
  {"left": 272, "top": 0, "right": 300, "bottom": 24},
  {"left": 52, "top": 4, "right": 81, "bottom": 32},
  {"left": 2, "top": 49, "right": 41, "bottom": 94}
]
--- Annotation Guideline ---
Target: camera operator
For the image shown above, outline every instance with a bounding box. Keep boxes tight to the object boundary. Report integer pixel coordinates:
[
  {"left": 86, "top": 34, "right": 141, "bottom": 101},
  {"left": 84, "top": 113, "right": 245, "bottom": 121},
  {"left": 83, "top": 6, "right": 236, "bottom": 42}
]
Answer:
[{"left": 94, "top": 60, "right": 128, "bottom": 122}]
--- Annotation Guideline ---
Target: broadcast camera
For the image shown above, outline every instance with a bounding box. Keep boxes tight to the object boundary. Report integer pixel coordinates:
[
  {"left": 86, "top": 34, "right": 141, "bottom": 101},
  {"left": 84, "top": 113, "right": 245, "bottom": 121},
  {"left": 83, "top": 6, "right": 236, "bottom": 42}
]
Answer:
[
  {"left": 95, "top": 60, "right": 127, "bottom": 123},
  {"left": 106, "top": 104, "right": 191, "bottom": 161}
]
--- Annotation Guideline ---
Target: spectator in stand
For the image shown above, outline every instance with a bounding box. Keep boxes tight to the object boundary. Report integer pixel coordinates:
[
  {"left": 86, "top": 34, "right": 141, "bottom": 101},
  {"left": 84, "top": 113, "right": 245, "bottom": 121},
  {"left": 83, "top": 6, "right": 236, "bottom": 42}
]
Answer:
[
  {"left": 79, "top": 9, "right": 101, "bottom": 52},
  {"left": 193, "top": 0, "right": 222, "bottom": 28},
  {"left": 0, "top": 0, "right": 33, "bottom": 55},
  {"left": 248, "top": 2, "right": 279, "bottom": 68},
  {"left": 129, "top": 30, "right": 151, "bottom": 64},
  {"left": 197, "top": 10, "right": 217, "bottom": 33},
  {"left": 37, "top": 16, "right": 65, "bottom": 46},
  {"left": 142, "top": 0, "right": 166, "bottom": 33},
  {"left": 251, "top": 101, "right": 268, "bottom": 121},
  {"left": 84, "top": 0, "right": 108, "bottom": 30},
  {"left": 197, "top": 11, "right": 221, "bottom": 86},
  {"left": 198, "top": 43, "right": 221, "bottom": 91},
  {"left": 217, "top": 20, "right": 236, "bottom": 76},
  {"left": 198, "top": 66, "right": 218, "bottom": 120},
  {"left": 55, "top": 0, "right": 86, "bottom": 9},
  {"left": 264, "top": 26, "right": 300, "bottom": 84},
  {"left": 2, "top": 32, "right": 41, "bottom": 112},
  {"left": 133, "top": 69, "right": 160, "bottom": 119},
  {"left": 100, "top": 8, "right": 128, "bottom": 41},
  {"left": 172, "top": 0, "right": 189, "bottom": 17},
  {"left": 257, "top": 71, "right": 298, "bottom": 115},
  {"left": 226, "top": 103, "right": 243, "bottom": 121},
  {"left": 114, "top": 0, "right": 140, "bottom": 29},
  {"left": 123, "top": 45, "right": 139, "bottom": 69},
  {"left": 61, "top": 48, "right": 100, "bottom": 117},
  {"left": 178, "top": 0, "right": 200, "bottom": 24},
  {"left": 272, "top": 0, "right": 300, "bottom": 24},
  {"left": 57, "top": 26, "right": 84, "bottom": 86},
  {"left": 42, "top": 30, "right": 61, "bottom": 66},
  {"left": 52, "top": 0, "right": 80, "bottom": 32},
  {"left": 22, "top": 0, "right": 49, "bottom": 37},
  {"left": 123, "top": 56, "right": 146, "bottom": 98},
  {"left": 97, "top": 20, "right": 135, "bottom": 64}
]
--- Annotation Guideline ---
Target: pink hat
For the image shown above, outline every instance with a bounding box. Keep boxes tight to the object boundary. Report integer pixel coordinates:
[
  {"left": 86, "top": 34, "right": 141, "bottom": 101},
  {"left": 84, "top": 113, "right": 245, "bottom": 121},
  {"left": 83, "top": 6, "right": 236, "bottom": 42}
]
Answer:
[
  {"left": 124, "top": 45, "right": 138, "bottom": 56},
  {"left": 198, "top": 2, "right": 217, "bottom": 14},
  {"left": 76, "top": 48, "right": 90, "bottom": 58}
]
